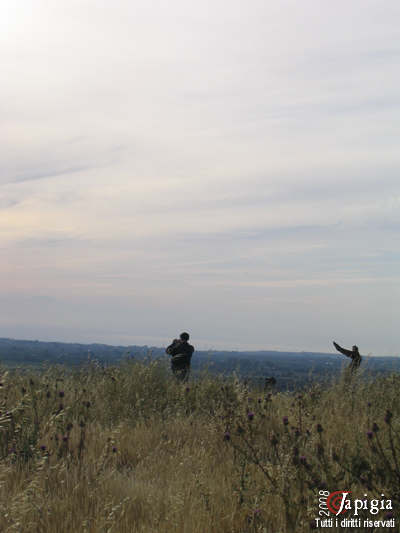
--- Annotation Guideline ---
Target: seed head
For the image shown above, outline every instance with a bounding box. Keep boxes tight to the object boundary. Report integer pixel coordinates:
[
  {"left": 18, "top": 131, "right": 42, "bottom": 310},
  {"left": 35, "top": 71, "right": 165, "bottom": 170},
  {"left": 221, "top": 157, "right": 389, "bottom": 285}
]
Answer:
[{"left": 385, "top": 410, "right": 393, "bottom": 424}]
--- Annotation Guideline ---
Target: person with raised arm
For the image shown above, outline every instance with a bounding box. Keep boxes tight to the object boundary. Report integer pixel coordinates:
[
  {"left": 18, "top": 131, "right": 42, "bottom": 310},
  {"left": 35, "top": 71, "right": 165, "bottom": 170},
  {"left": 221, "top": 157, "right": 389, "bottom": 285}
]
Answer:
[{"left": 333, "top": 341, "right": 362, "bottom": 373}]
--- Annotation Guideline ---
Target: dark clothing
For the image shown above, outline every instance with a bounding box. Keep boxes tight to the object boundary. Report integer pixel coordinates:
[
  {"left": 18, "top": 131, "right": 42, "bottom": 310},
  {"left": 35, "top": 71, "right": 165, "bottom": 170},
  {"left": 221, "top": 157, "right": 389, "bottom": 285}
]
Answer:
[
  {"left": 166, "top": 339, "right": 194, "bottom": 361},
  {"left": 166, "top": 339, "right": 194, "bottom": 381},
  {"left": 333, "top": 342, "right": 362, "bottom": 373}
]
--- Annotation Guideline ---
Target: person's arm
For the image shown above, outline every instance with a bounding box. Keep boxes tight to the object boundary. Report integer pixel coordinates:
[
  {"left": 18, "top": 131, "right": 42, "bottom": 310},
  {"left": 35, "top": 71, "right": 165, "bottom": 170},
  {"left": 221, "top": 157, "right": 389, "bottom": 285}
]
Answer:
[
  {"left": 333, "top": 341, "right": 353, "bottom": 358},
  {"left": 166, "top": 339, "right": 179, "bottom": 355}
]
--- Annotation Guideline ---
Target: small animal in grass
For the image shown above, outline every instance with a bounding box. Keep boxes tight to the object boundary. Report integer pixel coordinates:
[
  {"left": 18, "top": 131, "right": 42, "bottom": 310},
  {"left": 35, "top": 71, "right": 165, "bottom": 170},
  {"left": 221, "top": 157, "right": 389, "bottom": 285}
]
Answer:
[{"left": 264, "top": 376, "right": 277, "bottom": 390}]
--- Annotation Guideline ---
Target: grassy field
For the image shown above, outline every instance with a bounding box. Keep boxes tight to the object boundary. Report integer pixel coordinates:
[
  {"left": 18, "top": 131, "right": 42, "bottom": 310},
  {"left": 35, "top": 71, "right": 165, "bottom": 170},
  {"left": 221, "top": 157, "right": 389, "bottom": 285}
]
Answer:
[{"left": 0, "top": 358, "right": 399, "bottom": 532}]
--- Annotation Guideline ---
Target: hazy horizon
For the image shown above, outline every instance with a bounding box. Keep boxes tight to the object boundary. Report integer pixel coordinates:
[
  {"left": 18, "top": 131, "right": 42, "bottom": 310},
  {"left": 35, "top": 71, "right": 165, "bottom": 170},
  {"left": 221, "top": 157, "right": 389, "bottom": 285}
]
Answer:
[
  {"left": 1, "top": 330, "right": 397, "bottom": 358},
  {"left": 2, "top": 1, "right": 399, "bottom": 355}
]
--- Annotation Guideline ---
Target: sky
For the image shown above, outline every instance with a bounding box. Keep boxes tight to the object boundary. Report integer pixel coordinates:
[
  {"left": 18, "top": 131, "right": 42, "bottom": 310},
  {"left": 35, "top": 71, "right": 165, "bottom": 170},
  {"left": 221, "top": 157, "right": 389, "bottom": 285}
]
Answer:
[{"left": 1, "top": 1, "right": 399, "bottom": 355}]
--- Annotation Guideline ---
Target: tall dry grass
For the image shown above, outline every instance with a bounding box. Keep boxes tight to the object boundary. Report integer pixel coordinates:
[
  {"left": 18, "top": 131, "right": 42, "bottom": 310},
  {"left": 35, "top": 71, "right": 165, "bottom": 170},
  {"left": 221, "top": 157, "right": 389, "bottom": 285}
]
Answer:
[{"left": 0, "top": 358, "right": 399, "bottom": 532}]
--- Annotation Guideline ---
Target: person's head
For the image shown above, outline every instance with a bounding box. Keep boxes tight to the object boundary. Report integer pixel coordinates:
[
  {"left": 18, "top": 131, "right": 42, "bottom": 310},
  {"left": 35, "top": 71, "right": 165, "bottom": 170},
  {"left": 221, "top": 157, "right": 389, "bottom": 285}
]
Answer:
[
  {"left": 352, "top": 345, "right": 359, "bottom": 353},
  {"left": 180, "top": 332, "right": 190, "bottom": 342}
]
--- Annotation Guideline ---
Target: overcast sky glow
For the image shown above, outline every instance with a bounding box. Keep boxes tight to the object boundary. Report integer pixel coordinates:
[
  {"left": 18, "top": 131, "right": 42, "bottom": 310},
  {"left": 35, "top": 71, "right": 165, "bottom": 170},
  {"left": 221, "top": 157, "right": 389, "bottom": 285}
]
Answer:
[{"left": 1, "top": 1, "right": 399, "bottom": 354}]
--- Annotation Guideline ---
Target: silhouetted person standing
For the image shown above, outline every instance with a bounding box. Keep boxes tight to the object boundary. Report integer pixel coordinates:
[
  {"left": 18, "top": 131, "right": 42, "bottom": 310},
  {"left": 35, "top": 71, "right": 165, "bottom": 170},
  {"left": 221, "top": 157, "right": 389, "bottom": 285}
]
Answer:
[
  {"left": 333, "top": 341, "right": 362, "bottom": 373},
  {"left": 166, "top": 332, "right": 194, "bottom": 382}
]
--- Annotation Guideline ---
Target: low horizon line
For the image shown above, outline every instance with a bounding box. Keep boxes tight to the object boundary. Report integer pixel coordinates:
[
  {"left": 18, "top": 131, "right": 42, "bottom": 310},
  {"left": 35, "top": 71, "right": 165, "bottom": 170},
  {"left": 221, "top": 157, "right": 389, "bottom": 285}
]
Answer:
[{"left": 0, "top": 335, "right": 397, "bottom": 358}]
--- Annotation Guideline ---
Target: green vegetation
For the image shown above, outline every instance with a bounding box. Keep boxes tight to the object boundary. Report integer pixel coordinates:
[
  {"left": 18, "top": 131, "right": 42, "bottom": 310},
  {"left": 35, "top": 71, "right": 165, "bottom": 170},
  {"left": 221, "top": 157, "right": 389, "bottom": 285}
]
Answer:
[{"left": 0, "top": 359, "right": 399, "bottom": 532}]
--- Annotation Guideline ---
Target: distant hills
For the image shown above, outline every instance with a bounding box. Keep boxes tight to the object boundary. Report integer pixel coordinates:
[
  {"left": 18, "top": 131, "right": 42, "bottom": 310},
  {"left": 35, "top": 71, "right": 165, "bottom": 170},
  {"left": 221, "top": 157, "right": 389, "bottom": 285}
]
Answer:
[{"left": 1, "top": 337, "right": 399, "bottom": 390}]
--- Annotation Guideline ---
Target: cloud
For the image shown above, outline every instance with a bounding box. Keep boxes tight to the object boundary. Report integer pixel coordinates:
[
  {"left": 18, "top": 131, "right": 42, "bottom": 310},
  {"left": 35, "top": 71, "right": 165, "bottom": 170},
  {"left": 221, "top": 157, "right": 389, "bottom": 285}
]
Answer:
[
  {"left": 0, "top": 0, "right": 399, "bottom": 353},
  {"left": 12, "top": 164, "right": 92, "bottom": 184},
  {"left": 0, "top": 197, "right": 19, "bottom": 210}
]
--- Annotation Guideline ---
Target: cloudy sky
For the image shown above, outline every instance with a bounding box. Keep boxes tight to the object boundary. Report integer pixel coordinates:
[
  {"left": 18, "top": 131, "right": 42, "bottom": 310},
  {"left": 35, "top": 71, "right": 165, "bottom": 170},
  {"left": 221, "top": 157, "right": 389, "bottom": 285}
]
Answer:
[{"left": 1, "top": 1, "right": 399, "bottom": 354}]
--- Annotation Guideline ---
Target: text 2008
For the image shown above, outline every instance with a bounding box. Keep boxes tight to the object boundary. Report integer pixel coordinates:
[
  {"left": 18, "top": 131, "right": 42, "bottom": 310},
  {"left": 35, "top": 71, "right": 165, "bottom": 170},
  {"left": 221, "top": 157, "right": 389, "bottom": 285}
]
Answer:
[{"left": 319, "top": 490, "right": 330, "bottom": 517}]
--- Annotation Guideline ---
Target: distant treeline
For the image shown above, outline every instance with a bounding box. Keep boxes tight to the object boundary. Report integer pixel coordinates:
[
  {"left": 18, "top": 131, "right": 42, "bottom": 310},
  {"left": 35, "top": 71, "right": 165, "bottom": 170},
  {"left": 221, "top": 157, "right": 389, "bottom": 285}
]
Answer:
[{"left": 0, "top": 337, "right": 399, "bottom": 390}]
